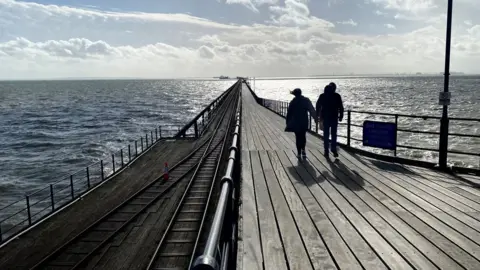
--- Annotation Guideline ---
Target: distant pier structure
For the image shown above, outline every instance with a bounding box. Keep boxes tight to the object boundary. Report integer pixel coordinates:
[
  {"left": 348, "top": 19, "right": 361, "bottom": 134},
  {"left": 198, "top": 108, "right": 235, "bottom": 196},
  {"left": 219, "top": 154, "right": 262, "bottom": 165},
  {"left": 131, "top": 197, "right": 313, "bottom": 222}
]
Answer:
[{"left": 0, "top": 79, "right": 479, "bottom": 270}]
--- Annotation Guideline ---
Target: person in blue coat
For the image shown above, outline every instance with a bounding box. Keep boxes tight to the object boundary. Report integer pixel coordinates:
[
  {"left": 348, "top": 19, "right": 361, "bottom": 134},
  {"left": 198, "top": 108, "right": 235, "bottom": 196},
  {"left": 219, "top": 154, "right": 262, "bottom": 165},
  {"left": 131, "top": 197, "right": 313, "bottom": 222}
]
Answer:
[
  {"left": 286, "top": 88, "right": 317, "bottom": 158},
  {"left": 316, "top": 82, "right": 344, "bottom": 157}
]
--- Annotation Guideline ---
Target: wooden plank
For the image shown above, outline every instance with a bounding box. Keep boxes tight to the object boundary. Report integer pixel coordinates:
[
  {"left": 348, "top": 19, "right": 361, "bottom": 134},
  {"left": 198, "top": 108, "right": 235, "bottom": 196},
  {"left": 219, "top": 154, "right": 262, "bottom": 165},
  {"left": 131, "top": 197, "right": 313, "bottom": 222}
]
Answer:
[
  {"left": 250, "top": 151, "right": 288, "bottom": 270},
  {"left": 279, "top": 151, "right": 387, "bottom": 270},
  {"left": 276, "top": 150, "right": 361, "bottom": 270},
  {"left": 374, "top": 161, "right": 480, "bottom": 213},
  {"left": 339, "top": 150, "right": 480, "bottom": 269},
  {"left": 289, "top": 150, "right": 413, "bottom": 269},
  {"left": 306, "top": 149, "right": 445, "bottom": 270},
  {"left": 268, "top": 151, "right": 338, "bottom": 270},
  {"left": 238, "top": 150, "right": 263, "bottom": 270},
  {"left": 259, "top": 151, "right": 314, "bottom": 270},
  {"left": 360, "top": 160, "right": 480, "bottom": 238}
]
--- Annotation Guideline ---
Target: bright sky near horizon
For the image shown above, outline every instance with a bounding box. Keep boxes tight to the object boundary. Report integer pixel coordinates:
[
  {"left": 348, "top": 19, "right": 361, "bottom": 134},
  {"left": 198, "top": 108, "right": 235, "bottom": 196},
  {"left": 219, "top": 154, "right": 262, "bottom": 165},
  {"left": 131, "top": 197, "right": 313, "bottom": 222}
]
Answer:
[{"left": 1, "top": 0, "right": 479, "bottom": 79}]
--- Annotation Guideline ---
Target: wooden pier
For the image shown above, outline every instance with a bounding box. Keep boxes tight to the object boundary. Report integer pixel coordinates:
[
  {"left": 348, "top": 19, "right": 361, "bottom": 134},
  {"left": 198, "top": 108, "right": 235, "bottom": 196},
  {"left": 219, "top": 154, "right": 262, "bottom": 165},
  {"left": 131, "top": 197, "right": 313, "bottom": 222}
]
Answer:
[
  {"left": 236, "top": 83, "right": 480, "bottom": 270},
  {"left": 0, "top": 79, "right": 479, "bottom": 270}
]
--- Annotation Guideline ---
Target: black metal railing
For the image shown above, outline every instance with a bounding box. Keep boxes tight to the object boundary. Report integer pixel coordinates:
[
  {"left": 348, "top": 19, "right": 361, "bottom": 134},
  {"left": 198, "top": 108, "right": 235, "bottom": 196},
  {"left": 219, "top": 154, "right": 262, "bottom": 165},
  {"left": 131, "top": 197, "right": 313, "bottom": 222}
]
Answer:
[
  {"left": 192, "top": 97, "right": 241, "bottom": 270},
  {"left": 256, "top": 97, "right": 479, "bottom": 173},
  {"left": 0, "top": 80, "right": 241, "bottom": 245}
]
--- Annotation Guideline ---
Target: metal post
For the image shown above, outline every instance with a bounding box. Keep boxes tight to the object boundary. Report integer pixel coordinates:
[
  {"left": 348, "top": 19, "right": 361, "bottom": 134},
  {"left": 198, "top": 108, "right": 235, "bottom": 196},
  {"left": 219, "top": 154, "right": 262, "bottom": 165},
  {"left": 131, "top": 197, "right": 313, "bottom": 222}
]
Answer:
[
  {"left": 394, "top": 115, "right": 398, "bottom": 156},
  {"left": 347, "top": 111, "right": 351, "bottom": 147},
  {"left": 50, "top": 184, "right": 55, "bottom": 211},
  {"left": 112, "top": 154, "right": 115, "bottom": 173},
  {"left": 194, "top": 121, "right": 199, "bottom": 138},
  {"left": 26, "top": 195, "right": 32, "bottom": 225},
  {"left": 141, "top": 137, "right": 144, "bottom": 152},
  {"left": 146, "top": 134, "right": 148, "bottom": 148},
  {"left": 151, "top": 131, "right": 154, "bottom": 145},
  {"left": 128, "top": 145, "right": 131, "bottom": 162},
  {"left": 70, "top": 175, "right": 74, "bottom": 199},
  {"left": 86, "top": 167, "right": 90, "bottom": 189},
  {"left": 120, "top": 149, "right": 124, "bottom": 168},
  {"left": 135, "top": 141, "right": 138, "bottom": 156},
  {"left": 101, "top": 160, "right": 104, "bottom": 181},
  {"left": 439, "top": 0, "right": 453, "bottom": 170},
  {"left": 155, "top": 128, "right": 158, "bottom": 141},
  {"left": 159, "top": 126, "right": 162, "bottom": 138}
]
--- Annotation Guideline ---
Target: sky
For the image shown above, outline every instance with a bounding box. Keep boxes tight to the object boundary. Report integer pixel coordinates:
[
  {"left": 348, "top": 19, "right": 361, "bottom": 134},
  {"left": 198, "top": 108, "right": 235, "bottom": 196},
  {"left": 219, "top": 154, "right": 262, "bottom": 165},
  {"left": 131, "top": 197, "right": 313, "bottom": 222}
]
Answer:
[{"left": 1, "top": 0, "right": 480, "bottom": 79}]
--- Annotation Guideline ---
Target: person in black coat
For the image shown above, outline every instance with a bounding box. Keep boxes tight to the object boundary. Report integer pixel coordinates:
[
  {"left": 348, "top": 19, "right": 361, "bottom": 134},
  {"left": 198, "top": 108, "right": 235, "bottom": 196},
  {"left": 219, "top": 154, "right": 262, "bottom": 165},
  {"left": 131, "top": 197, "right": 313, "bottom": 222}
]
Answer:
[
  {"left": 286, "top": 88, "right": 317, "bottom": 158},
  {"left": 316, "top": 82, "right": 344, "bottom": 157}
]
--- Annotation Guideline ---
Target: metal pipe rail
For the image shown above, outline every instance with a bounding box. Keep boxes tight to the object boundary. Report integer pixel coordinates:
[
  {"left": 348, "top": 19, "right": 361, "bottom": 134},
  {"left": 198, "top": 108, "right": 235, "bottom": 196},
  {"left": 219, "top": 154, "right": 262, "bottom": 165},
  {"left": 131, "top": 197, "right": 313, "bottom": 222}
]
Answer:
[{"left": 191, "top": 95, "right": 241, "bottom": 270}]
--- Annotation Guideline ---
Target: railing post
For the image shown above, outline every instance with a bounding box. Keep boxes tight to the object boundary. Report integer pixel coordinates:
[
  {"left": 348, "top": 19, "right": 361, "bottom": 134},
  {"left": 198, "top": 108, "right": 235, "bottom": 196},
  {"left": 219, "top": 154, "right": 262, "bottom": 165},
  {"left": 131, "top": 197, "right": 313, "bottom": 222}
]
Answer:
[
  {"left": 155, "top": 128, "right": 158, "bottom": 141},
  {"left": 50, "top": 184, "right": 55, "bottom": 211},
  {"left": 394, "top": 115, "right": 398, "bottom": 156},
  {"left": 151, "top": 131, "right": 154, "bottom": 145},
  {"left": 112, "top": 154, "right": 115, "bottom": 173},
  {"left": 439, "top": 117, "right": 449, "bottom": 168},
  {"left": 146, "top": 134, "right": 148, "bottom": 148},
  {"left": 347, "top": 111, "right": 351, "bottom": 147},
  {"left": 141, "top": 137, "right": 144, "bottom": 152},
  {"left": 70, "top": 175, "right": 74, "bottom": 199},
  {"left": 194, "top": 121, "right": 199, "bottom": 138},
  {"left": 135, "top": 140, "right": 138, "bottom": 156},
  {"left": 86, "top": 167, "right": 90, "bottom": 189},
  {"left": 101, "top": 160, "right": 104, "bottom": 181},
  {"left": 26, "top": 195, "right": 32, "bottom": 225},
  {"left": 128, "top": 145, "right": 131, "bottom": 162},
  {"left": 120, "top": 149, "right": 124, "bottom": 168},
  {"left": 159, "top": 126, "right": 162, "bottom": 138}
]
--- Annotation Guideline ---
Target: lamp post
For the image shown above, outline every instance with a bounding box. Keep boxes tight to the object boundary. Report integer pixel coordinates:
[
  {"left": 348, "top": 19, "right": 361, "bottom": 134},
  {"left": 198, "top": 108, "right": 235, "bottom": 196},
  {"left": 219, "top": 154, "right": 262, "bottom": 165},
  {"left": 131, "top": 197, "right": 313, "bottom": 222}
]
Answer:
[{"left": 439, "top": 0, "right": 453, "bottom": 169}]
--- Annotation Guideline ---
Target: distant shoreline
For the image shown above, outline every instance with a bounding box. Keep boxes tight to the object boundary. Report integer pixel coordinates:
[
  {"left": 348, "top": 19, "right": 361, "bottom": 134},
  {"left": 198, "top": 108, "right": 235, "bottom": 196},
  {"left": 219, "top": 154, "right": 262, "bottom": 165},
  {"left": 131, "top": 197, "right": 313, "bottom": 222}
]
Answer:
[{"left": 1, "top": 74, "right": 478, "bottom": 82}]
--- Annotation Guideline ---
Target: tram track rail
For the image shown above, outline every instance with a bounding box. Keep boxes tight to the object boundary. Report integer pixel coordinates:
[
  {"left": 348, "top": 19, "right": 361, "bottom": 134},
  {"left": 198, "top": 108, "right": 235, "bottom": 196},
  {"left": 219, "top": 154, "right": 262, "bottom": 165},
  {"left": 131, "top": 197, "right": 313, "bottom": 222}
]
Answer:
[
  {"left": 145, "top": 91, "right": 239, "bottom": 270},
  {"left": 29, "top": 85, "right": 240, "bottom": 270}
]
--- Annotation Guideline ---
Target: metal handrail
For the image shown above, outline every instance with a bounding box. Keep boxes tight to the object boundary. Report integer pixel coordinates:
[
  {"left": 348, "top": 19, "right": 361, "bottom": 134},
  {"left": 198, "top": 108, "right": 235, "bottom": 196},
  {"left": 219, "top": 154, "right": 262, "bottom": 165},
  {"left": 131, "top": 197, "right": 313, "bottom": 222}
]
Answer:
[
  {"left": 257, "top": 97, "right": 480, "bottom": 169},
  {"left": 192, "top": 94, "right": 241, "bottom": 270},
  {"left": 0, "top": 82, "right": 239, "bottom": 244}
]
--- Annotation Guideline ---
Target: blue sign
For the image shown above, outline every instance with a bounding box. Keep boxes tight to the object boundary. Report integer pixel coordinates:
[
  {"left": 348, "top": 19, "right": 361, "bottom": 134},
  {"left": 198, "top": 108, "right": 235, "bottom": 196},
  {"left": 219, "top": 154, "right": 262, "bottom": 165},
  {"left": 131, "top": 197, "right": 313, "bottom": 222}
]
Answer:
[{"left": 363, "top": 120, "right": 397, "bottom": 150}]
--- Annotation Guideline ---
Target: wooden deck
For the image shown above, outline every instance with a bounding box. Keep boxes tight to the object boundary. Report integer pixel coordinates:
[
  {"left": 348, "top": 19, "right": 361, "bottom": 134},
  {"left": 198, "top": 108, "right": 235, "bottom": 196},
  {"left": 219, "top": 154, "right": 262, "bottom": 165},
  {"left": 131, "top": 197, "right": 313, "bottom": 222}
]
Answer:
[{"left": 237, "top": 84, "right": 480, "bottom": 270}]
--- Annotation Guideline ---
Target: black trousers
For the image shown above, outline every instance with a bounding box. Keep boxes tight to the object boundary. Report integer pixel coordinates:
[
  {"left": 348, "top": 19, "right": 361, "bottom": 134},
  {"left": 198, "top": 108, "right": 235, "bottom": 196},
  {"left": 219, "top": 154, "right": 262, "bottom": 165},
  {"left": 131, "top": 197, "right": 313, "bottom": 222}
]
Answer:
[{"left": 294, "top": 130, "right": 307, "bottom": 154}]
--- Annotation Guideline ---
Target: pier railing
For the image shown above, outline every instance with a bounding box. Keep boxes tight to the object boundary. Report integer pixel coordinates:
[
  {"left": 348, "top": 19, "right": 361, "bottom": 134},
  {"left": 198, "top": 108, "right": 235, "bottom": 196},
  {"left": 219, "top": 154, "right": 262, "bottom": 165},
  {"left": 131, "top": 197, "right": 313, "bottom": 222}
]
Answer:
[
  {"left": 0, "top": 81, "right": 240, "bottom": 245},
  {"left": 192, "top": 95, "right": 241, "bottom": 270},
  {"left": 254, "top": 96, "right": 479, "bottom": 174}
]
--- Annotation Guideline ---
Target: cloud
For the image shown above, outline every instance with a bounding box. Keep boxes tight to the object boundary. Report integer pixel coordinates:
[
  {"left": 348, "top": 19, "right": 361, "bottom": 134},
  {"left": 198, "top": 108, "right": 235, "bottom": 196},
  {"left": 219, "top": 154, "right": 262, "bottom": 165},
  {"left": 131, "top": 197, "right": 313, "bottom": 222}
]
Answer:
[
  {"left": 0, "top": 0, "right": 480, "bottom": 79},
  {"left": 225, "top": 0, "right": 279, "bottom": 12},
  {"left": 337, "top": 19, "right": 358, "bottom": 26}
]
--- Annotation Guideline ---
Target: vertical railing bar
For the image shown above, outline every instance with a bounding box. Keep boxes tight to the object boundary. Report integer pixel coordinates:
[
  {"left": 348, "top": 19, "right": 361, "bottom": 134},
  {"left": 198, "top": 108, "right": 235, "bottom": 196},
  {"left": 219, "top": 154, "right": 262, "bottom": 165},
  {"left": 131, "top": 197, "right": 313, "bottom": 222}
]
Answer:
[
  {"left": 101, "top": 160, "right": 104, "bottom": 181},
  {"left": 347, "top": 110, "right": 351, "bottom": 147},
  {"left": 50, "top": 184, "right": 55, "bottom": 211},
  {"left": 26, "top": 195, "right": 32, "bottom": 225},
  {"left": 70, "top": 175, "right": 74, "bottom": 199},
  {"left": 86, "top": 167, "right": 90, "bottom": 189},
  {"left": 112, "top": 154, "right": 115, "bottom": 173},
  {"left": 395, "top": 115, "right": 398, "bottom": 157},
  {"left": 135, "top": 140, "right": 138, "bottom": 157},
  {"left": 120, "top": 149, "right": 124, "bottom": 168},
  {"left": 128, "top": 145, "right": 131, "bottom": 162}
]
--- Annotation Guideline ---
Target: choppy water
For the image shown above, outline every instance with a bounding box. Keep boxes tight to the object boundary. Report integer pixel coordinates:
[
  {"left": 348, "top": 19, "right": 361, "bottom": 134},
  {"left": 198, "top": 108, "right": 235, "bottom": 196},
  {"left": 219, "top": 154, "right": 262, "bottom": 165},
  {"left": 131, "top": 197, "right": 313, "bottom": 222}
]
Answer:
[
  {"left": 0, "top": 79, "right": 234, "bottom": 207},
  {"left": 251, "top": 76, "right": 480, "bottom": 169},
  {"left": 0, "top": 76, "right": 479, "bottom": 220}
]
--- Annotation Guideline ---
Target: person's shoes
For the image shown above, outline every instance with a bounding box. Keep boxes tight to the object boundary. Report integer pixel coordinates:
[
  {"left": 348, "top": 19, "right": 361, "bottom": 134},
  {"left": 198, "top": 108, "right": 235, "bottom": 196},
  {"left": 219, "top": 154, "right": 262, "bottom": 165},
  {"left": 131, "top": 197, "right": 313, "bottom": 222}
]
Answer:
[
  {"left": 324, "top": 150, "right": 329, "bottom": 157},
  {"left": 301, "top": 150, "right": 307, "bottom": 159},
  {"left": 332, "top": 151, "right": 339, "bottom": 158}
]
